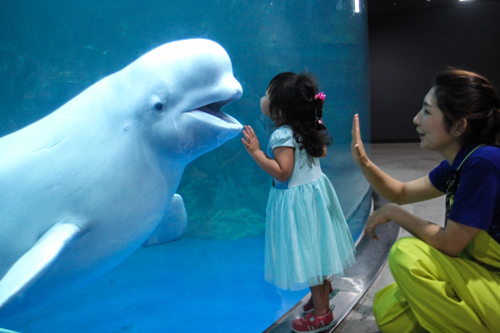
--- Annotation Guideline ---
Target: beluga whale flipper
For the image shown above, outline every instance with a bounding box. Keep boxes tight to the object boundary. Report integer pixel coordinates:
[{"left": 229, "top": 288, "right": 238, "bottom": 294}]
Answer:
[{"left": 0, "top": 38, "right": 242, "bottom": 318}]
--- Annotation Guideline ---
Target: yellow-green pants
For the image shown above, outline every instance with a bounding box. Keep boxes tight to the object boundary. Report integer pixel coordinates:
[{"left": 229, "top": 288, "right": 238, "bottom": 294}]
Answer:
[{"left": 373, "top": 231, "right": 500, "bottom": 333}]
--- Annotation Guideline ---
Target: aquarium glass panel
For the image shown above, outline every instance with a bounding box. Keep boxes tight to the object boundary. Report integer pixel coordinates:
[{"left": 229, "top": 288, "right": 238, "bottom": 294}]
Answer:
[{"left": 0, "top": 0, "right": 370, "bottom": 332}]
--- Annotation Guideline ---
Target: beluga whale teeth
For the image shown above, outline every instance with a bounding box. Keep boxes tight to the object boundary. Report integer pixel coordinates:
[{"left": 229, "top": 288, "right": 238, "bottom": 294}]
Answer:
[{"left": 0, "top": 38, "right": 243, "bottom": 318}]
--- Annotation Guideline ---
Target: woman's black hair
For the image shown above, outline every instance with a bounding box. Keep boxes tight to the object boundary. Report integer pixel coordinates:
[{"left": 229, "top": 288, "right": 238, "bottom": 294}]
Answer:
[
  {"left": 267, "top": 72, "right": 332, "bottom": 157},
  {"left": 433, "top": 68, "right": 500, "bottom": 146}
]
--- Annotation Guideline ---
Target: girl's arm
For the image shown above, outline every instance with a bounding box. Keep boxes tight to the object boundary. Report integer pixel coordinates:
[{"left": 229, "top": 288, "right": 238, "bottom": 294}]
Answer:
[
  {"left": 365, "top": 203, "right": 480, "bottom": 256},
  {"left": 242, "top": 125, "right": 294, "bottom": 181},
  {"left": 352, "top": 114, "right": 443, "bottom": 204}
]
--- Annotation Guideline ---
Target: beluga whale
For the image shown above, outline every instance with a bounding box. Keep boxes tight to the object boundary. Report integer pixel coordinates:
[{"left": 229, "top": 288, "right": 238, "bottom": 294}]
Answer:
[{"left": 0, "top": 38, "right": 243, "bottom": 319}]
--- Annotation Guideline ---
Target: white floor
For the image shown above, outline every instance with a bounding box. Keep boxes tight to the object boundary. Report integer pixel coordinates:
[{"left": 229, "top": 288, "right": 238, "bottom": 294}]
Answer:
[{"left": 335, "top": 143, "right": 446, "bottom": 332}]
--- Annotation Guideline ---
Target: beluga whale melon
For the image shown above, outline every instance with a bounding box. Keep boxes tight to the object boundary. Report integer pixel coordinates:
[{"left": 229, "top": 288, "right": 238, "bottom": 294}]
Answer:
[{"left": 0, "top": 38, "right": 243, "bottom": 318}]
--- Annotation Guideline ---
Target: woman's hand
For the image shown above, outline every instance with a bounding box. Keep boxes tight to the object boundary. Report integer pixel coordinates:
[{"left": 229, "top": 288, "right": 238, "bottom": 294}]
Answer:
[
  {"left": 242, "top": 125, "right": 261, "bottom": 156},
  {"left": 364, "top": 203, "right": 399, "bottom": 240},
  {"left": 365, "top": 203, "right": 481, "bottom": 256},
  {"left": 351, "top": 114, "right": 370, "bottom": 168}
]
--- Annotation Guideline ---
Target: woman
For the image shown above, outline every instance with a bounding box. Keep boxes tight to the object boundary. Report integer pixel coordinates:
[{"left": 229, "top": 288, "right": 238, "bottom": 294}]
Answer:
[{"left": 352, "top": 69, "right": 500, "bottom": 333}]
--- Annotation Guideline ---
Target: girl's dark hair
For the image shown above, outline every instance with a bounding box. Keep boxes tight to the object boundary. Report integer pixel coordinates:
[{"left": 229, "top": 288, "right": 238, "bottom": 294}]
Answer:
[
  {"left": 267, "top": 72, "right": 332, "bottom": 157},
  {"left": 433, "top": 68, "right": 500, "bottom": 146}
]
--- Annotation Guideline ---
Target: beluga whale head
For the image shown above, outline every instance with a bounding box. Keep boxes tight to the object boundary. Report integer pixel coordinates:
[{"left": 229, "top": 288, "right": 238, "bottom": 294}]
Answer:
[
  {"left": 117, "top": 38, "right": 243, "bottom": 164},
  {"left": 0, "top": 38, "right": 243, "bottom": 319}
]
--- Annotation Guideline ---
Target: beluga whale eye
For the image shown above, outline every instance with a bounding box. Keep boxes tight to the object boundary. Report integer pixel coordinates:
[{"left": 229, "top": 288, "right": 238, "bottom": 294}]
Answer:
[{"left": 154, "top": 102, "right": 163, "bottom": 111}]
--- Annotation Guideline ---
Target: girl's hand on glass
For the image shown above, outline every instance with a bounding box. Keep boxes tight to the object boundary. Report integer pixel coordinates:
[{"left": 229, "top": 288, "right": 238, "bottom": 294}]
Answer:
[
  {"left": 364, "top": 204, "right": 396, "bottom": 240},
  {"left": 351, "top": 114, "right": 369, "bottom": 167},
  {"left": 242, "top": 125, "right": 261, "bottom": 155}
]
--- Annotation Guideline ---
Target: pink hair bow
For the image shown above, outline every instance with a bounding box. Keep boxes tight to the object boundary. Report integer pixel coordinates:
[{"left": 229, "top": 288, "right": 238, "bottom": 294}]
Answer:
[{"left": 314, "top": 92, "right": 326, "bottom": 101}]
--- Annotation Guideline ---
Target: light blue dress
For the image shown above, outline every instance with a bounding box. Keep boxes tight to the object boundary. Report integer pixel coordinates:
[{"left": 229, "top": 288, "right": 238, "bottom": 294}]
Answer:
[{"left": 265, "top": 126, "right": 356, "bottom": 290}]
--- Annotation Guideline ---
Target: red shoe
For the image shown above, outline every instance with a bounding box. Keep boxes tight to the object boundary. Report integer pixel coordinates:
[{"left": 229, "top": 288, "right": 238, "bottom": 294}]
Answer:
[
  {"left": 291, "top": 310, "right": 335, "bottom": 333},
  {"left": 303, "top": 281, "right": 338, "bottom": 313}
]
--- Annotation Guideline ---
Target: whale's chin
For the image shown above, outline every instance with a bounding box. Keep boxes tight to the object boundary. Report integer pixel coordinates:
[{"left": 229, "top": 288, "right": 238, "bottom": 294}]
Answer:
[{"left": 185, "top": 103, "right": 242, "bottom": 131}]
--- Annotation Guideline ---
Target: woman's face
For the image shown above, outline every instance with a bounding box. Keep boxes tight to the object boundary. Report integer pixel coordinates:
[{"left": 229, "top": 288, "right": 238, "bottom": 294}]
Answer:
[
  {"left": 413, "top": 87, "right": 457, "bottom": 153},
  {"left": 260, "top": 89, "right": 271, "bottom": 119}
]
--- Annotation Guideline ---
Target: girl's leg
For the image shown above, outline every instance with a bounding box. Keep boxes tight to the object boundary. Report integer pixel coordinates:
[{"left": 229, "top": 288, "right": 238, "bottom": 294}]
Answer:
[
  {"left": 292, "top": 280, "right": 335, "bottom": 332},
  {"left": 302, "top": 278, "right": 336, "bottom": 313},
  {"left": 310, "top": 279, "right": 330, "bottom": 316}
]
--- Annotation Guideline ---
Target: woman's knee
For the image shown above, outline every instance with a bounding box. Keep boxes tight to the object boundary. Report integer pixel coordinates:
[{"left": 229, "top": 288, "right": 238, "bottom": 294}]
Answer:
[{"left": 388, "top": 237, "right": 430, "bottom": 276}]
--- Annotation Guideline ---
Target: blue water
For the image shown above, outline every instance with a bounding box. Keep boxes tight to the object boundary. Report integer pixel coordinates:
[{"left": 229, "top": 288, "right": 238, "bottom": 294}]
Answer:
[
  {"left": 0, "top": 0, "right": 370, "bottom": 331},
  {"left": 6, "top": 238, "right": 281, "bottom": 332},
  {"left": 2, "top": 186, "right": 371, "bottom": 332}
]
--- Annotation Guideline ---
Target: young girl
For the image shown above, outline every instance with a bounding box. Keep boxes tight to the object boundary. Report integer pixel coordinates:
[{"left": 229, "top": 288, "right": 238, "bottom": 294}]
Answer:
[{"left": 242, "top": 72, "right": 356, "bottom": 333}]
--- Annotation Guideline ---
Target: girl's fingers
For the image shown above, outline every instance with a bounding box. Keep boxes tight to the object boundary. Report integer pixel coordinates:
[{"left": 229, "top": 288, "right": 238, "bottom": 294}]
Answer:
[
  {"left": 246, "top": 125, "right": 255, "bottom": 137},
  {"left": 245, "top": 126, "right": 258, "bottom": 141},
  {"left": 243, "top": 128, "right": 253, "bottom": 140},
  {"left": 242, "top": 125, "right": 260, "bottom": 153}
]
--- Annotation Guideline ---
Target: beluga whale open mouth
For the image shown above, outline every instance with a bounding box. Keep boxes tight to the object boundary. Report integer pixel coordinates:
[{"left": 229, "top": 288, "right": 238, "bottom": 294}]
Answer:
[{"left": 187, "top": 98, "right": 243, "bottom": 130}]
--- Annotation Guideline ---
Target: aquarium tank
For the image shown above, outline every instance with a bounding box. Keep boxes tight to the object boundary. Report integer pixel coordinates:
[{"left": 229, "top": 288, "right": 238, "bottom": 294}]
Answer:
[{"left": 0, "top": 0, "right": 370, "bottom": 332}]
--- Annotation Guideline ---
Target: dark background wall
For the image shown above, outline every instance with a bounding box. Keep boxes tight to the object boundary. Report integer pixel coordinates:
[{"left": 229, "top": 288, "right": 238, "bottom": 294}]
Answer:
[{"left": 368, "top": 0, "right": 500, "bottom": 142}]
